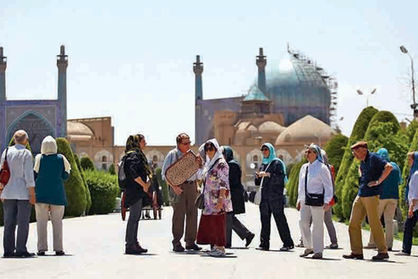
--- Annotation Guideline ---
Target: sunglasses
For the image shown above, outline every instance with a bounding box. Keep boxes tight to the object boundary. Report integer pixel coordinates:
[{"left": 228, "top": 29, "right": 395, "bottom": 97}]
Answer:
[
  {"left": 181, "top": 141, "right": 191, "bottom": 145},
  {"left": 305, "top": 150, "right": 315, "bottom": 154},
  {"left": 261, "top": 148, "right": 269, "bottom": 151}
]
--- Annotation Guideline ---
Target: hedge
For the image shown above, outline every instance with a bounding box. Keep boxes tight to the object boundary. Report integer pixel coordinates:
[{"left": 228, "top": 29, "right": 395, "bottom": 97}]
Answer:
[
  {"left": 286, "top": 159, "right": 306, "bottom": 207},
  {"left": 56, "top": 138, "right": 87, "bottom": 216},
  {"left": 80, "top": 156, "right": 95, "bottom": 171},
  {"left": 340, "top": 111, "right": 401, "bottom": 220},
  {"left": 74, "top": 154, "right": 92, "bottom": 214},
  {"left": 156, "top": 168, "right": 170, "bottom": 206},
  {"left": 324, "top": 133, "right": 348, "bottom": 174},
  {"left": 84, "top": 170, "right": 118, "bottom": 214},
  {"left": 400, "top": 129, "right": 418, "bottom": 216},
  {"left": 334, "top": 106, "right": 378, "bottom": 220}
]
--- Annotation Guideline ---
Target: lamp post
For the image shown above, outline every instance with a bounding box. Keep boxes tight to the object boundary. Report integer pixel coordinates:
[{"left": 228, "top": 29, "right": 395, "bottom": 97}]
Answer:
[
  {"left": 357, "top": 88, "right": 376, "bottom": 107},
  {"left": 400, "top": 45, "right": 417, "bottom": 119}
]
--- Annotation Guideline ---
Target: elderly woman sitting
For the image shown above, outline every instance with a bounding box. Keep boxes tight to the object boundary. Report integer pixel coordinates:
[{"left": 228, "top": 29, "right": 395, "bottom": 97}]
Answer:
[{"left": 34, "top": 136, "right": 71, "bottom": 256}]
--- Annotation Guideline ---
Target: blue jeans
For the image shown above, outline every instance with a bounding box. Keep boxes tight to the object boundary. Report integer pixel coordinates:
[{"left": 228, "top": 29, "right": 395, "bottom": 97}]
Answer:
[{"left": 402, "top": 209, "right": 418, "bottom": 254}]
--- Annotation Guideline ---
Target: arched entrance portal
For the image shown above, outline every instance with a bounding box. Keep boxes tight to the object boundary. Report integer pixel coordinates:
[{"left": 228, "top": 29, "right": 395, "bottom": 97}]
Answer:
[{"left": 7, "top": 111, "right": 55, "bottom": 154}]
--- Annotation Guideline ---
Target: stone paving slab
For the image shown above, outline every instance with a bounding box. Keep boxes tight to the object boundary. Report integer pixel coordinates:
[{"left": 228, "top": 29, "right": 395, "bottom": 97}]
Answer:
[{"left": 0, "top": 203, "right": 416, "bottom": 279}]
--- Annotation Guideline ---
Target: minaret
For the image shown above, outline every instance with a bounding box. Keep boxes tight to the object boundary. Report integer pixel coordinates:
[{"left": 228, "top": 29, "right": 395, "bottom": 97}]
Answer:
[
  {"left": 57, "top": 45, "right": 68, "bottom": 137},
  {"left": 193, "top": 55, "right": 204, "bottom": 145},
  {"left": 193, "top": 55, "right": 204, "bottom": 101},
  {"left": 256, "top": 47, "right": 267, "bottom": 97},
  {"left": 0, "top": 47, "right": 6, "bottom": 102}
]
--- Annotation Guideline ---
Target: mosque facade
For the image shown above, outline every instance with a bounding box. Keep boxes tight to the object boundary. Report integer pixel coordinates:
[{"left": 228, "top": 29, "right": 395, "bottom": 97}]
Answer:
[{"left": 0, "top": 46, "right": 68, "bottom": 154}]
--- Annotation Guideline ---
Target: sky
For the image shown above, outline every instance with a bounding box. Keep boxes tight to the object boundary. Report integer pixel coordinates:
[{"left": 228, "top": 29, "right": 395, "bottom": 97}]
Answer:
[{"left": 1, "top": 0, "right": 417, "bottom": 145}]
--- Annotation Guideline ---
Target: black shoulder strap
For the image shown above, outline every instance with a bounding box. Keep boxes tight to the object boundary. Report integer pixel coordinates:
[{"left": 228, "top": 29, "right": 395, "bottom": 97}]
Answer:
[
  {"left": 304, "top": 165, "right": 309, "bottom": 197},
  {"left": 4, "top": 147, "right": 8, "bottom": 162}
]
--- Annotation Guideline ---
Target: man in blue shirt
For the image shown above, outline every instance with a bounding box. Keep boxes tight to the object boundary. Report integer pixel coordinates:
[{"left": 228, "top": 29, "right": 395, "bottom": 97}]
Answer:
[
  {"left": 366, "top": 148, "right": 401, "bottom": 251},
  {"left": 343, "top": 141, "right": 393, "bottom": 261}
]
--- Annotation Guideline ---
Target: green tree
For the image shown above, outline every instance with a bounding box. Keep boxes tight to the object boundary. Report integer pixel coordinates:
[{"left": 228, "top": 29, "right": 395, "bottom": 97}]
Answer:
[
  {"left": 108, "top": 163, "right": 116, "bottom": 175},
  {"left": 286, "top": 159, "right": 306, "bottom": 207},
  {"left": 334, "top": 106, "right": 378, "bottom": 220},
  {"left": 400, "top": 129, "right": 418, "bottom": 216},
  {"left": 56, "top": 138, "right": 87, "bottom": 216},
  {"left": 80, "top": 156, "right": 95, "bottom": 171},
  {"left": 324, "top": 133, "right": 348, "bottom": 174},
  {"left": 74, "top": 154, "right": 92, "bottom": 214}
]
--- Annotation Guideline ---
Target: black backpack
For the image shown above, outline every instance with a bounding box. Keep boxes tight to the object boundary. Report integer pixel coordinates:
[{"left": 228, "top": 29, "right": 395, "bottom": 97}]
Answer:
[{"left": 118, "top": 155, "right": 128, "bottom": 191}]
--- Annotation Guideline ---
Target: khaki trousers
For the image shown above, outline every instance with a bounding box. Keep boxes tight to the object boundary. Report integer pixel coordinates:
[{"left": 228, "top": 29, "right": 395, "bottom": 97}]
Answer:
[
  {"left": 171, "top": 181, "right": 198, "bottom": 247},
  {"left": 348, "top": 196, "right": 387, "bottom": 254},
  {"left": 35, "top": 203, "right": 65, "bottom": 252},
  {"left": 368, "top": 199, "right": 397, "bottom": 249}
]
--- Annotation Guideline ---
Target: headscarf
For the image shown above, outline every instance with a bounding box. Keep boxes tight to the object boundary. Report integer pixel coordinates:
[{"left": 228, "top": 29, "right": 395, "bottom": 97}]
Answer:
[
  {"left": 222, "top": 146, "right": 237, "bottom": 164},
  {"left": 199, "top": 138, "right": 224, "bottom": 176},
  {"left": 377, "top": 148, "right": 402, "bottom": 183},
  {"left": 307, "top": 143, "right": 323, "bottom": 163},
  {"left": 125, "top": 134, "right": 152, "bottom": 178},
  {"left": 41, "top": 135, "right": 57, "bottom": 155},
  {"left": 261, "top": 142, "right": 288, "bottom": 183},
  {"left": 34, "top": 136, "right": 71, "bottom": 173}
]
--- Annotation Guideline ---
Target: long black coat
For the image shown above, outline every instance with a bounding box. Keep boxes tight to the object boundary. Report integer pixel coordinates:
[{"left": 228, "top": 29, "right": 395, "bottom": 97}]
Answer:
[
  {"left": 228, "top": 161, "right": 246, "bottom": 214},
  {"left": 254, "top": 159, "right": 285, "bottom": 203}
]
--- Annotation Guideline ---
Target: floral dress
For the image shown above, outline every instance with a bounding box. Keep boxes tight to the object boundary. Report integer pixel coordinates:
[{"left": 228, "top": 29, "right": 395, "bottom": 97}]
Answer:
[{"left": 202, "top": 158, "right": 233, "bottom": 215}]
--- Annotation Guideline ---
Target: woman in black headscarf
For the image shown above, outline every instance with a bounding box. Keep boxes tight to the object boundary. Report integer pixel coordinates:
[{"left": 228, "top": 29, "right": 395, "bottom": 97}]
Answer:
[
  {"left": 123, "top": 134, "right": 152, "bottom": 254},
  {"left": 222, "top": 146, "right": 255, "bottom": 248}
]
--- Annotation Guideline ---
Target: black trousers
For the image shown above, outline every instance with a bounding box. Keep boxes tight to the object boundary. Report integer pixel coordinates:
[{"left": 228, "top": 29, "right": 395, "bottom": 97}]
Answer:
[
  {"left": 260, "top": 198, "right": 294, "bottom": 248},
  {"left": 402, "top": 209, "right": 418, "bottom": 254},
  {"left": 226, "top": 212, "right": 252, "bottom": 247}
]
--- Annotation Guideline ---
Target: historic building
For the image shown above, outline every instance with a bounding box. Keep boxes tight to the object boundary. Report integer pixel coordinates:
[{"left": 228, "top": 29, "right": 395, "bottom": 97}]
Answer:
[{"left": 0, "top": 46, "right": 68, "bottom": 154}]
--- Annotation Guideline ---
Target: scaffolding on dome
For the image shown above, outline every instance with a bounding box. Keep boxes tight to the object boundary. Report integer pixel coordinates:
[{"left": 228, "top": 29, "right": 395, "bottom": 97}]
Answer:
[{"left": 286, "top": 44, "right": 338, "bottom": 129}]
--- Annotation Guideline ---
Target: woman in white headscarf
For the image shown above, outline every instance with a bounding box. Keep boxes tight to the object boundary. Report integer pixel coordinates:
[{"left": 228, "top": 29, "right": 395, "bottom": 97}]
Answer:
[
  {"left": 33, "top": 136, "right": 71, "bottom": 256},
  {"left": 196, "top": 139, "right": 232, "bottom": 257}
]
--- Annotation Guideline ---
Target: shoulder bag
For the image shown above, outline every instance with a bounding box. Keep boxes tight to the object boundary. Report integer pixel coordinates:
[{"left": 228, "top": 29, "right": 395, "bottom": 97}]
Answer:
[
  {"left": 254, "top": 160, "right": 275, "bottom": 205},
  {"left": 0, "top": 148, "right": 10, "bottom": 186},
  {"left": 304, "top": 165, "right": 324, "bottom": 207}
]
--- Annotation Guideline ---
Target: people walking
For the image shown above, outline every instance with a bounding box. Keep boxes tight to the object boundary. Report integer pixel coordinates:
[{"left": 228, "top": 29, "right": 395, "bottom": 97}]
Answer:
[
  {"left": 400, "top": 151, "right": 418, "bottom": 256},
  {"left": 0, "top": 130, "right": 36, "bottom": 258},
  {"left": 196, "top": 139, "right": 232, "bottom": 257},
  {"left": 222, "top": 146, "right": 255, "bottom": 248},
  {"left": 297, "top": 144, "right": 333, "bottom": 259},
  {"left": 162, "top": 133, "right": 201, "bottom": 252},
  {"left": 33, "top": 136, "right": 71, "bottom": 256},
  {"left": 255, "top": 143, "right": 294, "bottom": 251},
  {"left": 343, "top": 141, "right": 393, "bottom": 261},
  {"left": 123, "top": 134, "right": 151, "bottom": 255},
  {"left": 366, "top": 148, "right": 401, "bottom": 251}
]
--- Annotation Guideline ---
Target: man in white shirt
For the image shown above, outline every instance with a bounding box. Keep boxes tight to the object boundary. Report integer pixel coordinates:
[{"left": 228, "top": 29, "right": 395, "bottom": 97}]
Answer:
[{"left": 0, "top": 130, "right": 36, "bottom": 258}]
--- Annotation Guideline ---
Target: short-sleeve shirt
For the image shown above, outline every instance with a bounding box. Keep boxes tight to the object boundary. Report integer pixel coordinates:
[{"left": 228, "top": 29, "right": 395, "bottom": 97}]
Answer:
[{"left": 358, "top": 151, "right": 387, "bottom": 197}]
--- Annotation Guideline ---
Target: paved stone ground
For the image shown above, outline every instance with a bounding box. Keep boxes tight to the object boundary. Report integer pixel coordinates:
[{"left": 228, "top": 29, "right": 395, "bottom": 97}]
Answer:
[{"left": 0, "top": 203, "right": 417, "bottom": 279}]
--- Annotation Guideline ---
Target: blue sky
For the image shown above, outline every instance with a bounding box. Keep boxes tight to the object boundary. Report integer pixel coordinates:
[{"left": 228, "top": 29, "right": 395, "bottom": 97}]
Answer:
[{"left": 1, "top": 0, "right": 417, "bottom": 145}]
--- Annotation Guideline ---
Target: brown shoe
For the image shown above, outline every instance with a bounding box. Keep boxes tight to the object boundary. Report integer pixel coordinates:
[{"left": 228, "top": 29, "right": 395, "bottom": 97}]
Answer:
[
  {"left": 372, "top": 252, "right": 389, "bottom": 261},
  {"left": 299, "top": 249, "right": 314, "bottom": 257},
  {"left": 343, "top": 253, "right": 364, "bottom": 260}
]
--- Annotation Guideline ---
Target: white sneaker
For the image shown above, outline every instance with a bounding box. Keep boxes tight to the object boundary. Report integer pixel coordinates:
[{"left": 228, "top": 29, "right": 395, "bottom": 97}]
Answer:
[{"left": 208, "top": 249, "right": 225, "bottom": 257}]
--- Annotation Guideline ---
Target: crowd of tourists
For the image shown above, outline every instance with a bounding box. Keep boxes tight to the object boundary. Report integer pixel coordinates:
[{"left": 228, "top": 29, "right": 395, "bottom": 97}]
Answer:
[{"left": 0, "top": 130, "right": 417, "bottom": 260}]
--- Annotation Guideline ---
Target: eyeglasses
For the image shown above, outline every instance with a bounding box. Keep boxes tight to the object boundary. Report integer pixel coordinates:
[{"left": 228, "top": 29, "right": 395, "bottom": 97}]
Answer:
[
  {"left": 261, "top": 148, "right": 269, "bottom": 151},
  {"left": 305, "top": 150, "right": 314, "bottom": 154}
]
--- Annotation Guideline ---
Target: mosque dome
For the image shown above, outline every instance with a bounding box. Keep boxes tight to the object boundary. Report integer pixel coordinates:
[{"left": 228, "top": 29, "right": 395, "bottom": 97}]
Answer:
[
  {"left": 258, "top": 121, "right": 285, "bottom": 134},
  {"left": 67, "top": 121, "right": 94, "bottom": 141},
  {"left": 264, "top": 54, "right": 331, "bottom": 126},
  {"left": 234, "top": 121, "right": 258, "bottom": 146},
  {"left": 275, "top": 115, "right": 335, "bottom": 146}
]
